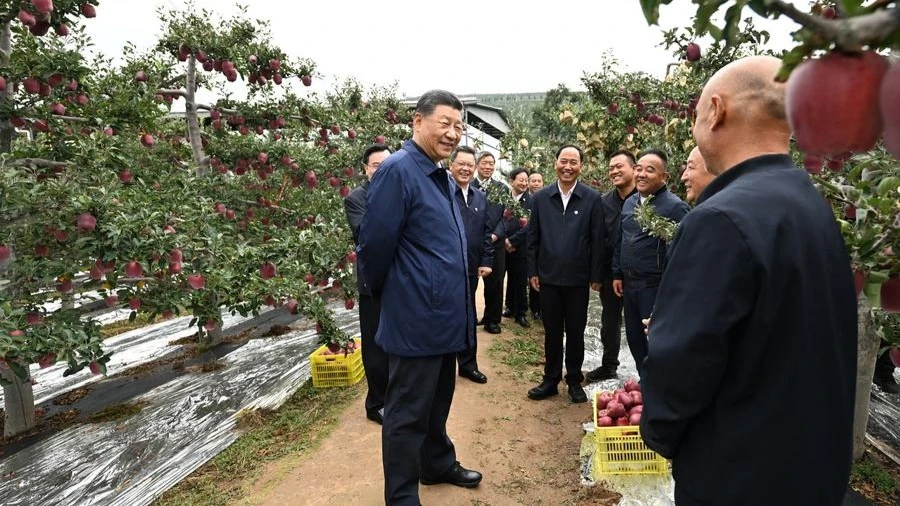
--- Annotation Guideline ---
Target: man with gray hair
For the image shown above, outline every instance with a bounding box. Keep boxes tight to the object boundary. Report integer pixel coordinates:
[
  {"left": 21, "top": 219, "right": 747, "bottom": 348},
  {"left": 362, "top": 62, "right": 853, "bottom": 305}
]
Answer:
[{"left": 359, "top": 89, "right": 482, "bottom": 505}]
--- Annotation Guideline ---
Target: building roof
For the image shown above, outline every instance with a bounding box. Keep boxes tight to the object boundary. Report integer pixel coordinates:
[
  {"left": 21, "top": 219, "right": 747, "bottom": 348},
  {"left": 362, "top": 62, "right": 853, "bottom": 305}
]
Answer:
[{"left": 401, "top": 96, "right": 511, "bottom": 139}]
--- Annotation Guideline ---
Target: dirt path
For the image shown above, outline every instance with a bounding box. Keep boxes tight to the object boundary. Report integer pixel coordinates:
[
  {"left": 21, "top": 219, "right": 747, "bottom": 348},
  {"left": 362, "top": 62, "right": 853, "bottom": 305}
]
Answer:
[{"left": 237, "top": 287, "right": 620, "bottom": 506}]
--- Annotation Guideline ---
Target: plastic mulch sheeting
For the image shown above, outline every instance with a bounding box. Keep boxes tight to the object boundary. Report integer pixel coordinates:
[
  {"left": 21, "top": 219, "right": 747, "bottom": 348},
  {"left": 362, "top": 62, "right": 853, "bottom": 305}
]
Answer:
[{"left": 0, "top": 303, "right": 360, "bottom": 506}]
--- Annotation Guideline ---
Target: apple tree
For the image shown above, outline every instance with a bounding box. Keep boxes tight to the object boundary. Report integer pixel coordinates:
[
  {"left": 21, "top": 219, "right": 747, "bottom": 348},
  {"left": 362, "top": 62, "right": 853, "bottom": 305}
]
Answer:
[{"left": 637, "top": 0, "right": 899, "bottom": 459}]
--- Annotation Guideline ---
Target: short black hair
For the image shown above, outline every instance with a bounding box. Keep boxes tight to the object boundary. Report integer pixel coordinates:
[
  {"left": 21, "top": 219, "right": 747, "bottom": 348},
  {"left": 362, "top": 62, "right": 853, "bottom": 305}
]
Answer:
[
  {"left": 450, "top": 145, "right": 477, "bottom": 162},
  {"left": 362, "top": 143, "right": 391, "bottom": 166},
  {"left": 555, "top": 144, "right": 584, "bottom": 162},
  {"left": 608, "top": 149, "right": 636, "bottom": 166},
  {"left": 508, "top": 167, "right": 528, "bottom": 181},
  {"left": 416, "top": 89, "right": 463, "bottom": 116},
  {"left": 637, "top": 148, "right": 669, "bottom": 172},
  {"left": 529, "top": 171, "right": 544, "bottom": 178},
  {"left": 476, "top": 151, "right": 495, "bottom": 164}
]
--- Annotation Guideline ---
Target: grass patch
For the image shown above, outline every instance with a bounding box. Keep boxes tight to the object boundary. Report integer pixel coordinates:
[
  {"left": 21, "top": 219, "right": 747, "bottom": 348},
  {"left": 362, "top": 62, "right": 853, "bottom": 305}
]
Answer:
[
  {"left": 154, "top": 380, "right": 363, "bottom": 506},
  {"left": 88, "top": 401, "right": 148, "bottom": 423},
  {"left": 850, "top": 451, "right": 899, "bottom": 505},
  {"left": 489, "top": 327, "right": 544, "bottom": 381}
]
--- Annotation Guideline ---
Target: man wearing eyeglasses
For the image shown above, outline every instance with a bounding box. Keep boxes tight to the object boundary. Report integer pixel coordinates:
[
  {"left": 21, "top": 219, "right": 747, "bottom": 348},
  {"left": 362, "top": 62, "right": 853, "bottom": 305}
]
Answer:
[
  {"left": 344, "top": 143, "right": 392, "bottom": 425},
  {"left": 449, "top": 145, "right": 494, "bottom": 384}
]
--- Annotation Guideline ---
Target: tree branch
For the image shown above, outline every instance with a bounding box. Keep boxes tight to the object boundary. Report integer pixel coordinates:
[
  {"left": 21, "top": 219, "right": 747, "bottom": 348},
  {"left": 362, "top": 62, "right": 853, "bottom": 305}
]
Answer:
[
  {"left": 8, "top": 158, "right": 69, "bottom": 168},
  {"left": 52, "top": 115, "right": 89, "bottom": 123},
  {"left": 159, "top": 74, "right": 186, "bottom": 89},
  {"left": 157, "top": 89, "right": 187, "bottom": 98},
  {"left": 765, "top": 1, "right": 900, "bottom": 51}
]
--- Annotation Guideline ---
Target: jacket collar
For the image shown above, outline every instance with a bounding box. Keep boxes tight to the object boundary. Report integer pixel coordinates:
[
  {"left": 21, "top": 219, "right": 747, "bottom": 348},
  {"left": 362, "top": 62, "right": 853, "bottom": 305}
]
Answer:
[
  {"left": 549, "top": 179, "right": 587, "bottom": 199},
  {"left": 697, "top": 154, "right": 793, "bottom": 205},
  {"left": 404, "top": 139, "right": 443, "bottom": 176}
]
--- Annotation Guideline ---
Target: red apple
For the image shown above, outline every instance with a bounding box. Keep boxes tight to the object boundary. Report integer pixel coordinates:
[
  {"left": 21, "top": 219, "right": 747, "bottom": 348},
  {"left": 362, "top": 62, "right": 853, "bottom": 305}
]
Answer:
[
  {"left": 304, "top": 273, "right": 316, "bottom": 285},
  {"left": 53, "top": 229, "right": 68, "bottom": 242},
  {"left": 347, "top": 129, "right": 357, "bottom": 139},
  {"left": 104, "top": 295, "right": 118, "bottom": 307},
  {"left": 18, "top": 9, "right": 36, "bottom": 26},
  {"left": 187, "top": 273, "right": 205, "bottom": 290},
  {"left": 50, "top": 102, "right": 66, "bottom": 116},
  {"left": 0, "top": 244, "right": 10, "bottom": 262},
  {"left": 80, "top": 3, "right": 96, "bottom": 17},
  {"left": 8, "top": 329, "right": 25, "bottom": 337},
  {"left": 301, "top": 74, "right": 312, "bottom": 86},
  {"left": 134, "top": 70, "right": 148, "bottom": 82},
  {"left": 125, "top": 261, "right": 143, "bottom": 278},
  {"left": 89, "top": 361, "right": 103, "bottom": 375},
  {"left": 76, "top": 212, "right": 97, "bottom": 232},
  {"left": 34, "top": 244, "right": 49, "bottom": 257},
  {"left": 880, "top": 61, "right": 900, "bottom": 158},
  {"left": 169, "top": 261, "right": 182, "bottom": 274},
  {"left": 31, "top": 0, "right": 53, "bottom": 14},
  {"left": 597, "top": 416, "right": 614, "bottom": 427},
  {"left": 853, "top": 270, "right": 865, "bottom": 297},
  {"left": 76, "top": 94, "right": 89, "bottom": 106},
  {"left": 169, "top": 248, "right": 183, "bottom": 262},
  {"left": 26, "top": 312, "right": 43, "bottom": 325},
  {"left": 345, "top": 299, "right": 355, "bottom": 310},
  {"left": 118, "top": 170, "right": 133, "bottom": 183},
  {"left": 163, "top": 225, "right": 176, "bottom": 235},
  {"left": 623, "top": 379, "right": 641, "bottom": 393},
  {"left": 269, "top": 58, "right": 281, "bottom": 70},
  {"left": 129, "top": 298, "right": 141, "bottom": 310},
  {"left": 260, "top": 261, "right": 277, "bottom": 279},
  {"left": 141, "top": 134, "right": 155, "bottom": 147},
  {"left": 57, "top": 278, "right": 72, "bottom": 293},
  {"left": 786, "top": 51, "right": 888, "bottom": 156},
  {"left": 881, "top": 276, "right": 899, "bottom": 313},
  {"left": 375, "top": 135, "right": 386, "bottom": 144},
  {"left": 285, "top": 298, "right": 299, "bottom": 313},
  {"left": 616, "top": 416, "right": 630, "bottom": 426},
  {"left": 346, "top": 251, "right": 357, "bottom": 263}
]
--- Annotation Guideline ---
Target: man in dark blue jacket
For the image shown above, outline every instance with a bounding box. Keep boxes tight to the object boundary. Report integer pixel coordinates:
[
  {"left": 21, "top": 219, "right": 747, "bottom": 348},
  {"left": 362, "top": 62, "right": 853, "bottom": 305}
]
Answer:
[
  {"left": 472, "top": 152, "right": 508, "bottom": 335},
  {"left": 586, "top": 149, "right": 637, "bottom": 383},
  {"left": 358, "top": 90, "right": 482, "bottom": 506},
  {"left": 640, "top": 55, "right": 856, "bottom": 506},
  {"left": 449, "top": 145, "right": 494, "bottom": 384},
  {"left": 344, "top": 143, "right": 392, "bottom": 424},
  {"left": 611, "top": 149, "right": 688, "bottom": 376},
  {"left": 526, "top": 145, "right": 605, "bottom": 404}
]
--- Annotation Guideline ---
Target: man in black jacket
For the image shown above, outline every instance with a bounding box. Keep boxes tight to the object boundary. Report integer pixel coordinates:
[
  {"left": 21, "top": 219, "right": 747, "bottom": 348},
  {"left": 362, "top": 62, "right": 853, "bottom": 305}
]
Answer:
[
  {"left": 472, "top": 152, "right": 507, "bottom": 335},
  {"left": 612, "top": 149, "right": 689, "bottom": 376},
  {"left": 343, "top": 143, "right": 391, "bottom": 424},
  {"left": 640, "top": 55, "right": 857, "bottom": 506},
  {"left": 449, "top": 146, "right": 494, "bottom": 384},
  {"left": 527, "top": 171, "right": 545, "bottom": 320},
  {"left": 526, "top": 145, "right": 604, "bottom": 404},
  {"left": 586, "top": 149, "right": 637, "bottom": 383},
  {"left": 503, "top": 168, "right": 532, "bottom": 328}
]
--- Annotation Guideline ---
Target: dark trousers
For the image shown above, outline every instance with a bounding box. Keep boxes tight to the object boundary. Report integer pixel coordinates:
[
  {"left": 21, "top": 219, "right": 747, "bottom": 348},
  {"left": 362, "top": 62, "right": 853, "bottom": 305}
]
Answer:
[
  {"left": 458, "top": 276, "right": 479, "bottom": 373},
  {"left": 875, "top": 338, "right": 897, "bottom": 380},
  {"left": 506, "top": 250, "right": 528, "bottom": 318},
  {"left": 529, "top": 286, "right": 541, "bottom": 315},
  {"left": 623, "top": 283, "right": 658, "bottom": 377},
  {"left": 383, "top": 353, "right": 457, "bottom": 506},
  {"left": 599, "top": 280, "right": 623, "bottom": 371},
  {"left": 481, "top": 246, "right": 505, "bottom": 324},
  {"left": 359, "top": 294, "right": 387, "bottom": 414},
  {"left": 540, "top": 284, "right": 589, "bottom": 385}
]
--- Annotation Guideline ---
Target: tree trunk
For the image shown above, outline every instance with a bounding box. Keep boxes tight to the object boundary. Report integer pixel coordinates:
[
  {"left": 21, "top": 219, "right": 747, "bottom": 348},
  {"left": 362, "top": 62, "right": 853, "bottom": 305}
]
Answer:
[
  {"left": 0, "top": 23, "right": 14, "bottom": 154},
  {"left": 852, "top": 294, "right": 880, "bottom": 460},
  {"left": 1, "top": 363, "right": 35, "bottom": 438},
  {"left": 184, "top": 54, "right": 207, "bottom": 175}
]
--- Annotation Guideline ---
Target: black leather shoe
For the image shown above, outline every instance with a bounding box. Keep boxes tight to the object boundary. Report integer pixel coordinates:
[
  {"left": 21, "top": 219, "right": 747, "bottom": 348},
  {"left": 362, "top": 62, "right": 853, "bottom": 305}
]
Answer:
[
  {"left": 421, "top": 462, "right": 482, "bottom": 488},
  {"left": 485, "top": 323, "right": 501, "bottom": 334},
  {"left": 460, "top": 369, "right": 488, "bottom": 384},
  {"left": 366, "top": 407, "right": 384, "bottom": 425},
  {"left": 527, "top": 380, "right": 558, "bottom": 400},
  {"left": 568, "top": 384, "right": 588, "bottom": 403},
  {"left": 585, "top": 367, "right": 617, "bottom": 383},
  {"left": 502, "top": 309, "right": 513, "bottom": 318},
  {"left": 515, "top": 315, "right": 530, "bottom": 328}
]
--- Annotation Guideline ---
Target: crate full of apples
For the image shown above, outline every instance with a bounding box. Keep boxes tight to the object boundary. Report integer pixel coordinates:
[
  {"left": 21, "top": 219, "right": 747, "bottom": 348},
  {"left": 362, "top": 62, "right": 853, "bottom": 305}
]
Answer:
[
  {"left": 594, "top": 379, "right": 643, "bottom": 428},
  {"left": 310, "top": 337, "right": 364, "bottom": 388}
]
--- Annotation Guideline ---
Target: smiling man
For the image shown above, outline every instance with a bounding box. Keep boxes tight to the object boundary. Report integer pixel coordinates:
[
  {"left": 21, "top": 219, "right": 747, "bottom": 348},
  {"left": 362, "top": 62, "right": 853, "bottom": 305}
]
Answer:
[
  {"left": 527, "top": 145, "right": 605, "bottom": 404},
  {"left": 681, "top": 146, "right": 715, "bottom": 204},
  {"left": 611, "top": 149, "right": 688, "bottom": 377},
  {"left": 586, "top": 149, "right": 637, "bottom": 383},
  {"left": 358, "top": 89, "right": 482, "bottom": 505}
]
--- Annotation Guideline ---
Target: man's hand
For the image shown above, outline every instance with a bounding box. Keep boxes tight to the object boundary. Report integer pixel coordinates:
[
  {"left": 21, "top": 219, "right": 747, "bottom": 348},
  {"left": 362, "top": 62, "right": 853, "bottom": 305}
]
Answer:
[
  {"left": 642, "top": 317, "right": 651, "bottom": 336},
  {"left": 491, "top": 233, "right": 498, "bottom": 243},
  {"left": 590, "top": 282, "right": 601, "bottom": 292},
  {"left": 529, "top": 276, "right": 540, "bottom": 292},
  {"left": 612, "top": 279, "right": 624, "bottom": 297},
  {"left": 505, "top": 238, "right": 516, "bottom": 253},
  {"left": 478, "top": 267, "right": 493, "bottom": 278}
]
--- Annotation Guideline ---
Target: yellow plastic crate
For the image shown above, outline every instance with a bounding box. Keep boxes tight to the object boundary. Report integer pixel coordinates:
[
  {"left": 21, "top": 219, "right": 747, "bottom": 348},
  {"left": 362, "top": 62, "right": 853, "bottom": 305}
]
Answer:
[
  {"left": 592, "top": 391, "right": 669, "bottom": 476},
  {"left": 310, "top": 338, "right": 364, "bottom": 388}
]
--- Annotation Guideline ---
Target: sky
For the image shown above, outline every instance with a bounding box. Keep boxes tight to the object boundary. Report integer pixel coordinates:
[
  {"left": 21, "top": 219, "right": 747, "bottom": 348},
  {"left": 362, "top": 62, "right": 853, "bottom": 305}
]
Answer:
[{"left": 79, "top": 0, "right": 801, "bottom": 99}]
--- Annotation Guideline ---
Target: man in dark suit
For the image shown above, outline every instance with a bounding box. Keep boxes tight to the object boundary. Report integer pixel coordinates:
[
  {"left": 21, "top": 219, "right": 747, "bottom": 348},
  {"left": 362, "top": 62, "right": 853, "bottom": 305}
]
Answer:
[
  {"left": 612, "top": 149, "right": 689, "bottom": 377},
  {"left": 586, "top": 149, "right": 637, "bottom": 383},
  {"left": 526, "top": 145, "right": 605, "bottom": 404},
  {"left": 358, "top": 90, "right": 482, "bottom": 506},
  {"left": 640, "top": 56, "right": 857, "bottom": 506},
  {"left": 344, "top": 143, "right": 392, "bottom": 424},
  {"left": 472, "top": 152, "right": 507, "bottom": 335},
  {"left": 449, "top": 145, "right": 494, "bottom": 384},
  {"left": 503, "top": 168, "right": 532, "bottom": 328},
  {"left": 527, "top": 171, "right": 545, "bottom": 320}
]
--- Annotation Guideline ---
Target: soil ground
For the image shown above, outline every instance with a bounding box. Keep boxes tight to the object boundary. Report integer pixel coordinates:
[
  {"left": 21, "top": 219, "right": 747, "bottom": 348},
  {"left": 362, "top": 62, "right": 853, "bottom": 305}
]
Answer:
[{"left": 235, "top": 286, "right": 621, "bottom": 506}]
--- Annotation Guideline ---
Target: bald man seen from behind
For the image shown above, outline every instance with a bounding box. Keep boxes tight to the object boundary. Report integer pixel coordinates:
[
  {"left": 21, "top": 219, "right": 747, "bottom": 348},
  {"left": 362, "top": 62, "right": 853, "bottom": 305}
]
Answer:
[{"left": 639, "top": 55, "right": 857, "bottom": 506}]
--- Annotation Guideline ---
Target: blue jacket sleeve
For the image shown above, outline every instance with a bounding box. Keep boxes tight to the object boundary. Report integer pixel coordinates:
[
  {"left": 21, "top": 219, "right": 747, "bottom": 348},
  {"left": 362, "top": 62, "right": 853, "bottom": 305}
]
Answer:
[
  {"left": 357, "top": 164, "right": 406, "bottom": 296},
  {"left": 639, "top": 207, "right": 756, "bottom": 458}
]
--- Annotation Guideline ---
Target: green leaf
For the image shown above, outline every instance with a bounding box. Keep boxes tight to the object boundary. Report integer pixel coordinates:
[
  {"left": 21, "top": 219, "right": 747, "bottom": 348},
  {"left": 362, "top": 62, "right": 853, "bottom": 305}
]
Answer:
[
  {"left": 838, "top": 0, "right": 864, "bottom": 16},
  {"left": 694, "top": 0, "right": 730, "bottom": 35},
  {"left": 722, "top": 0, "right": 749, "bottom": 47},
  {"left": 707, "top": 23, "right": 724, "bottom": 40},
  {"left": 640, "top": 0, "right": 665, "bottom": 25},
  {"left": 747, "top": 0, "right": 768, "bottom": 16},
  {"left": 8, "top": 361, "right": 27, "bottom": 380}
]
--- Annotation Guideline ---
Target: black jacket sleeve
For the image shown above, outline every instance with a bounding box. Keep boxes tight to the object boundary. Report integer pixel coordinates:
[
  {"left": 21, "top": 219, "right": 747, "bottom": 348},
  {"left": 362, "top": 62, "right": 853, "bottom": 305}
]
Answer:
[
  {"left": 343, "top": 189, "right": 366, "bottom": 245},
  {"left": 590, "top": 194, "right": 605, "bottom": 284}
]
